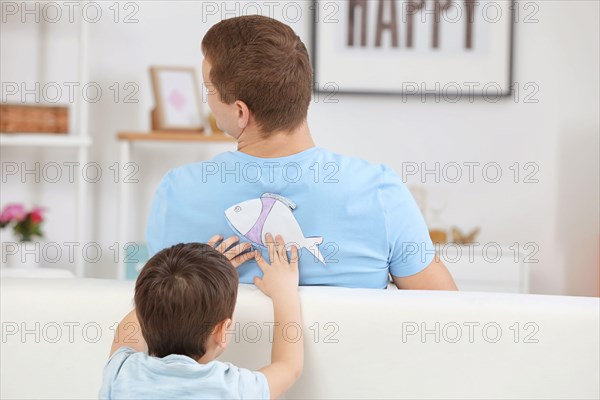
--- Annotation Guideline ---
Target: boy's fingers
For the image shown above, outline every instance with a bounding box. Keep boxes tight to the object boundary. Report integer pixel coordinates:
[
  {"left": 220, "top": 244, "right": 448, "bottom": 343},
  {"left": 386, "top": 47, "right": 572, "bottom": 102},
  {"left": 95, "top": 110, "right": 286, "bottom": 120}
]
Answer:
[
  {"left": 254, "top": 250, "right": 269, "bottom": 272},
  {"left": 264, "top": 232, "right": 277, "bottom": 261},
  {"left": 223, "top": 243, "right": 244, "bottom": 261},
  {"left": 207, "top": 234, "right": 223, "bottom": 247},
  {"left": 253, "top": 276, "right": 264, "bottom": 290},
  {"left": 275, "top": 234, "right": 288, "bottom": 262},
  {"left": 230, "top": 247, "right": 255, "bottom": 268},
  {"left": 290, "top": 245, "right": 299, "bottom": 267},
  {"left": 227, "top": 242, "right": 251, "bottom": 259},
  {"left": 217, "top": 235, "right": 239, "bottom": 254}
]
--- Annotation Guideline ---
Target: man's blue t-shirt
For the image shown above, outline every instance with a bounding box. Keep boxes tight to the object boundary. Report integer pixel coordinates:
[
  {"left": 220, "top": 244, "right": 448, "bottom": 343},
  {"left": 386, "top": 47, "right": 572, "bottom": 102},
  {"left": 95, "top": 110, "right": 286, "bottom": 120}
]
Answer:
[
  {"left": 146, "top": 147, "right": 434, "bottom": 289},
  {"left": 99, "top": 347, "right": 269, "bottom": 399}
]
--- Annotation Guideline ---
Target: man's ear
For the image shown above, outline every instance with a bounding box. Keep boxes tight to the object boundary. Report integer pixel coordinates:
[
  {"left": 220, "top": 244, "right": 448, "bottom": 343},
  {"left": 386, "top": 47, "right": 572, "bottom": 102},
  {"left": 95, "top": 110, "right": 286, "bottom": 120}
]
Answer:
[
  {"left": 234, "top": 100, "right": 250, "bottom": 130},
  {"left": 213, "top": 318, "right": 233, "bottom": 350}
]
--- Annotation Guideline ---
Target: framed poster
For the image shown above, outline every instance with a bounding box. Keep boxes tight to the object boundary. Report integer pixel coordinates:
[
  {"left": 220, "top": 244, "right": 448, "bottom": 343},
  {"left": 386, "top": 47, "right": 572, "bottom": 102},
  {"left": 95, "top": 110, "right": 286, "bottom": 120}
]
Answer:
[
  {"left": 150, "top": 66, "right": 205, "bottom": 131},
  {"left": 312, "top": 0, "right": 514, "bottom": 97}
]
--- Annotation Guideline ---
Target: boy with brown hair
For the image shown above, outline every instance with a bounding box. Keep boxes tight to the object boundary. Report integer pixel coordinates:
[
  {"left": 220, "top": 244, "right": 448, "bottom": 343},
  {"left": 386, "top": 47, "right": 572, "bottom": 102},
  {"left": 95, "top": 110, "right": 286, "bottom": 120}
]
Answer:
[{"left": 100, "top": 234, "right": 302, "bottom": 399}]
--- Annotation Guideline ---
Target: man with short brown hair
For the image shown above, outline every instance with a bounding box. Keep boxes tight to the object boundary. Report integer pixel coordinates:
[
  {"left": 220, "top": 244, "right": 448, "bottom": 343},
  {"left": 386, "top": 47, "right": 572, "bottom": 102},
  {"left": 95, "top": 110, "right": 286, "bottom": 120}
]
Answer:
[{"left": 147, "top": 15, "right": 457, "bottom": 291}]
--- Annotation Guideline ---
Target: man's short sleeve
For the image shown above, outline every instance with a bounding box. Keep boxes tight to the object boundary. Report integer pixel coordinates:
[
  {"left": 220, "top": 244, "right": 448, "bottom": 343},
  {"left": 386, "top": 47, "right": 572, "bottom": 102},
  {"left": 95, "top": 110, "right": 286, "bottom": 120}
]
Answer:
[{"left": 377, "top": 165, "right": 435, "bottom": 277}]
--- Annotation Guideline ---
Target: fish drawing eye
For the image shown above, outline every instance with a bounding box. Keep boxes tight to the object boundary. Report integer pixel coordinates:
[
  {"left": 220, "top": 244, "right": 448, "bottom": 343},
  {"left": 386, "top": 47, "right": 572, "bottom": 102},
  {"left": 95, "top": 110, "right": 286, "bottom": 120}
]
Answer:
[{"left": 234, "top": 206, "right": 241, "bottom": 212}]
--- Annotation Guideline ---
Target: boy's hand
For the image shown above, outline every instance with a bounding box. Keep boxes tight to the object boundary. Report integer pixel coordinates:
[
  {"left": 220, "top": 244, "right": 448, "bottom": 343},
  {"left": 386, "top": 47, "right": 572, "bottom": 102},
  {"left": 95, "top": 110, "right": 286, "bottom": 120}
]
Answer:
[
  {"left": 253, "top": 233, "right": 299, "bottom": 300},
  {"left": 208, "top": 234, "right": 255, "bottom": 268}
]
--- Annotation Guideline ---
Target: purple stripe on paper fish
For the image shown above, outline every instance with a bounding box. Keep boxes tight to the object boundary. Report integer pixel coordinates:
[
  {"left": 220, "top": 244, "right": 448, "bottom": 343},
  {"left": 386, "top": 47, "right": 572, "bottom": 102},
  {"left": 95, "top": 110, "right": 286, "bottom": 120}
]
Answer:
[{"left": 245, "top": 196, "right": 277, "bottom": 245}]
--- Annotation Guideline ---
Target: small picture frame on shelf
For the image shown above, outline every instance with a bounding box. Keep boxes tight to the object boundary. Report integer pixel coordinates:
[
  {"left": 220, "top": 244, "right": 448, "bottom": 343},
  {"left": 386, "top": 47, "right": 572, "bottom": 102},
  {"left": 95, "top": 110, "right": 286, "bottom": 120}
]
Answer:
[{"left": 149, "top": 66, "right": 205, "bottom": 131}]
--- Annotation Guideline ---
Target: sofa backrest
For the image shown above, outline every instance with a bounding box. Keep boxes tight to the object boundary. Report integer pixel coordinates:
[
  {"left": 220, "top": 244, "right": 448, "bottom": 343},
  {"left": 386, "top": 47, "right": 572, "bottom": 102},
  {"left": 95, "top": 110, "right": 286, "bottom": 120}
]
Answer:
[{"left": 1, "top": 278, "right": 598, "bottom": 399}]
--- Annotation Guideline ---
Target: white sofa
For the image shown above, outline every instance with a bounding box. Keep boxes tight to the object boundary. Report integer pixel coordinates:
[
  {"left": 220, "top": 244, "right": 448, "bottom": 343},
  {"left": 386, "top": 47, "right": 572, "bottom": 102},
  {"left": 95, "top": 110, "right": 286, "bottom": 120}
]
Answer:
[{"left": 1, "top": 278, "right": 598, "bottom": 399}]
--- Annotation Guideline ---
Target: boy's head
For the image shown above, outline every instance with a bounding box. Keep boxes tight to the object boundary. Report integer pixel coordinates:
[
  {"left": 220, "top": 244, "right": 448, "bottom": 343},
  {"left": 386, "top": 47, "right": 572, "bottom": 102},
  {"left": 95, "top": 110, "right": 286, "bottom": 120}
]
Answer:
[
  {"left": 134, "top": 243, "right": 238, "bottom": 360},
  {"left": 201, "top": 15, "right": 312, "bottom": 138}
]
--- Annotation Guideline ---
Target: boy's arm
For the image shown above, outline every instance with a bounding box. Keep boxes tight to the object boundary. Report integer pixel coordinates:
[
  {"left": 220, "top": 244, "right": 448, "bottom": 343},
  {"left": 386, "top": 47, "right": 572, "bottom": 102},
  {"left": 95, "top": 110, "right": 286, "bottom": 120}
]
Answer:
[
  {"left": 258, "top": 293, "right": 303, "bottom": 398},
  {"left": 255, "top": 234, "right": 304, "bottom": 400},
  {"left": 109, "top": 309, "right": 147, "bottom": 357}
]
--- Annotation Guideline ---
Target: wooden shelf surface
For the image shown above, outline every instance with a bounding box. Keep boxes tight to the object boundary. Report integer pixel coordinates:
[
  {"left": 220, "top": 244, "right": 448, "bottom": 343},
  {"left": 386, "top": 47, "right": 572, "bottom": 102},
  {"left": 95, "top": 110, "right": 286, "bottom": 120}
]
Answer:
[{"left": 117, "top": 131, "right": 235, "bottom": 143}]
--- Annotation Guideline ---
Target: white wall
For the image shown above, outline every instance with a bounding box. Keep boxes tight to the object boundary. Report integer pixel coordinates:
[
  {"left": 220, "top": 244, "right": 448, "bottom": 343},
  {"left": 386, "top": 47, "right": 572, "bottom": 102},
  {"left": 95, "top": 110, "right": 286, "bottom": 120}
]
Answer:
[{"left": 1, "top": 1, "right": 598, "bottom": 296}]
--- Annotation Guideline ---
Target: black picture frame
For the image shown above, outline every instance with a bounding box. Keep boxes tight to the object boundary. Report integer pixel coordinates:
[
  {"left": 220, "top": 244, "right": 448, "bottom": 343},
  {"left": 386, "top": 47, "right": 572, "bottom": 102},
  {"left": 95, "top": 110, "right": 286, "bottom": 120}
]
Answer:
[{"left": 311, "top": 0, "right": 515, "bottom": 97}]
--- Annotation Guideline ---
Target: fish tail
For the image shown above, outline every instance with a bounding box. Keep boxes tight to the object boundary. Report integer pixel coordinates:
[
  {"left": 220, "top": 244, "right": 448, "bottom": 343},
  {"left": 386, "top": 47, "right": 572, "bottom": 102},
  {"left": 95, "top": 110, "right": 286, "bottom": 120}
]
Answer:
[{"left": 303, "top": 236, "right": 326, "bottom": 265}]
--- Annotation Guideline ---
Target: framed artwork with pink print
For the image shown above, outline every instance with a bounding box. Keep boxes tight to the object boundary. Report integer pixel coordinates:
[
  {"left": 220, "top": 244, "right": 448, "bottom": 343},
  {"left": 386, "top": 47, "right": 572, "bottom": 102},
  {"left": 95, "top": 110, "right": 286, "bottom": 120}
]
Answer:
[{"left": 149, "top": 66, "right": 205, "bottom": 131}]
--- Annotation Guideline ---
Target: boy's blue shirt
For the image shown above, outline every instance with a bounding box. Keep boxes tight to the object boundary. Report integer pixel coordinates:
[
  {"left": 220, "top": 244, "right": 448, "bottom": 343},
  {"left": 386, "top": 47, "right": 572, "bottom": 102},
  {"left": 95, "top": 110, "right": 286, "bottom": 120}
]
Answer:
[
  {"left": 99, "top": 347, "right": 269, "bottom": 399},
  {"left": 146, "top": 147, "right": 434, "bottom": 289}
]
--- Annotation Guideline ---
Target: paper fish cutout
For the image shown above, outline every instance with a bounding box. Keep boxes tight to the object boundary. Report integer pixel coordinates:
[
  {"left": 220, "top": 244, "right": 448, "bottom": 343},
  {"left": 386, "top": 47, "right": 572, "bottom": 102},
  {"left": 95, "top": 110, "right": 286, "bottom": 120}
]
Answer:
[{"left": 225, "top": 193, "right": 325, "bottom": 264}]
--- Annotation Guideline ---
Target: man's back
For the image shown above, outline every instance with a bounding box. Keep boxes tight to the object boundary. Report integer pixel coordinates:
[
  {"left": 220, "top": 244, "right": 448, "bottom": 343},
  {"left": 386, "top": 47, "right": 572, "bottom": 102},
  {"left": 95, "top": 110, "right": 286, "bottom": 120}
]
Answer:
[{"left": 146, "top": 147, "right": 434, "bottom": 289}]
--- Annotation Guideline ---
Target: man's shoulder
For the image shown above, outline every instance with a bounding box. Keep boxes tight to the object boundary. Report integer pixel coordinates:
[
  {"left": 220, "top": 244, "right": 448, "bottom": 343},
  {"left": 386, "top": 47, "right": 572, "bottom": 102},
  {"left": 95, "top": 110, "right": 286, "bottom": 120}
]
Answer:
[
  {"left": 159, "top": 152, "right": 236, "bottom": 184},
  {"left": 315, "top": 148, "right": 393, "bottom": 186},
  {"left": 178, "top": 151, "right": 234, "bottom": 171},
  {"left": 160, "top": 148, "right": 393, "bottom": 187}
]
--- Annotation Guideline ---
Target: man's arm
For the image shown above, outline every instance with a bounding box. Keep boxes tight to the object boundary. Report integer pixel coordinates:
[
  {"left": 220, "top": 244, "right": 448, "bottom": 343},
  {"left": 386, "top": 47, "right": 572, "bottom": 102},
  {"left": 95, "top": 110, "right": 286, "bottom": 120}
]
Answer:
[
  {"left": 392, "top": 255, "right": 458, "bottom": 290},
  {"left": 255, "top": 234, "right": 303, "bottom": 400},
  {"left": 109, "top": 309, "right": 147, "bottom": 357},
  {"left": 377, "top": 165, "right": 458, "bottom": 291}
]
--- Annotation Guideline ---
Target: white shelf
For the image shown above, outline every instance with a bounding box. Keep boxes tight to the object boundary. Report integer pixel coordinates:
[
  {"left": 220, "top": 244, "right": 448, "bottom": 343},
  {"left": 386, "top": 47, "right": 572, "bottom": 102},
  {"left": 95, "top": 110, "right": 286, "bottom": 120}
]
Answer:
[
  {"left": 0, "top": 133, "right": 91, "bottom": 148},
  {"left": 2, "top": 11, "right": 91, "bottom": 278},
  {"left": 0, "top": 267, "right": 75, "bottom": 279}
]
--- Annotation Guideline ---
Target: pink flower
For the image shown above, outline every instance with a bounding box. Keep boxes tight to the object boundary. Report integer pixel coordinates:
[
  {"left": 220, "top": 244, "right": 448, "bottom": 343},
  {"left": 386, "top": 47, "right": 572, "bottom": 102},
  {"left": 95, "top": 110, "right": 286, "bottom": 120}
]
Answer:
[
  {"left": 0, "top": 204, "right": 26, "bottom": 223},
  {"left": 29, "top": 207, "right": 45, "bottom": 224}
]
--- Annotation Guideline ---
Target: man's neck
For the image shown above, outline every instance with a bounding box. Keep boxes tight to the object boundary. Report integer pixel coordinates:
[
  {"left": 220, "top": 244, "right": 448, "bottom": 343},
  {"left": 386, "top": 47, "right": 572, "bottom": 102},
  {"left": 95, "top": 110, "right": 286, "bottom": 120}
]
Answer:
[{"left": 236, "top": 121, "right": 316, "bottom": 158}]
